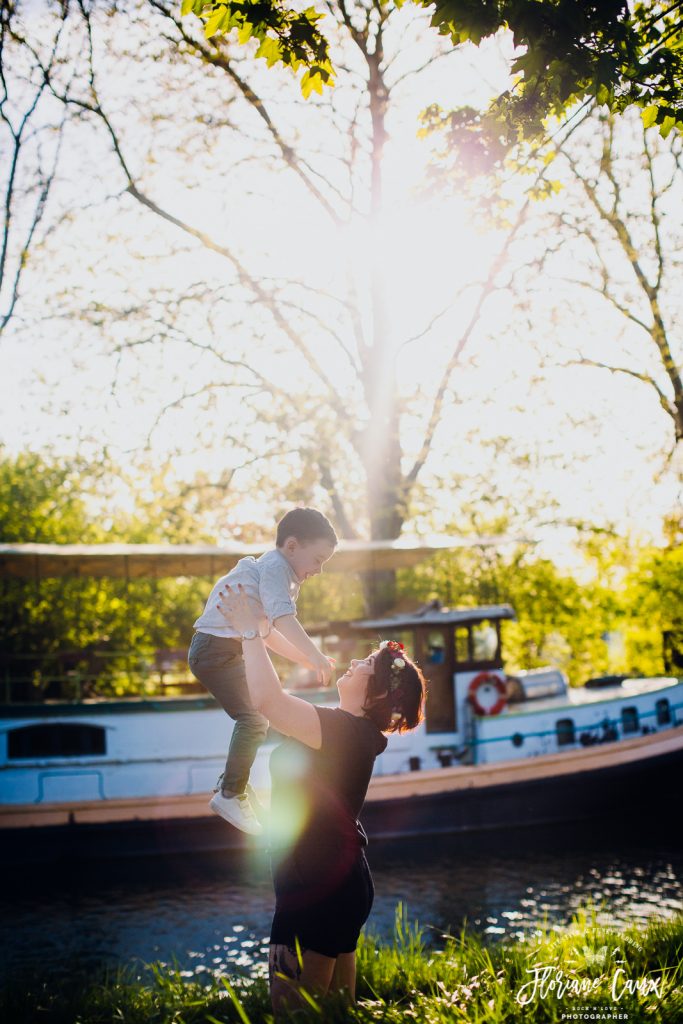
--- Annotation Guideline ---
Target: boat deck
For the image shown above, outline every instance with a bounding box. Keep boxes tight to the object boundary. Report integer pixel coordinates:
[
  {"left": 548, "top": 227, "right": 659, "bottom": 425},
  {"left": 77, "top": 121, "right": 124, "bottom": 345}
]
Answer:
[{"left": 503, "top": 676, "right": 680, "bottom": 717}]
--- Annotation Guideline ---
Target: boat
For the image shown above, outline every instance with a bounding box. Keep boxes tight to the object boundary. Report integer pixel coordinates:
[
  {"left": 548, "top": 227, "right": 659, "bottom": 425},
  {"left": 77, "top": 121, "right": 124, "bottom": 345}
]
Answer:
[{"left": 1, "top": 594, "right": 681, "bottom": 864}]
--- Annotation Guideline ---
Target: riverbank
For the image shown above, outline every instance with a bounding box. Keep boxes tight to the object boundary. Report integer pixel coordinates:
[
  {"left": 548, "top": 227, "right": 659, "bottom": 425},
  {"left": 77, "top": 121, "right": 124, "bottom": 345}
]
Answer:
[{"left": 4, "top": 907, "right": 681, "bottom": 1023}]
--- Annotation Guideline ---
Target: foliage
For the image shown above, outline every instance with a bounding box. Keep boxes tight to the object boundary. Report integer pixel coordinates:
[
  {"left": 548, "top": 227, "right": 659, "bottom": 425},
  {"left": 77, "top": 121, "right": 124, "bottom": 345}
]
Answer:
[
  {"left": 626, "top": 542, "right": 683, "bottom": 631},
  {"left": 185, "top": 0, "right": 683, "bottom": 142},
  {"left": 182, "top": 0, "right": 335, "bottom": 97},
  {"left": 0, "top": 450, "right": 209, "bottom": 698},
  {"left": 397, "top": 515, "right": 683, "bottom": 684},
  {"left": 7, "top": 0, "right": 679, "bottom": 625},
  {"left": 418, "top": 103, "right": 683, "bottom": 459},
  {"left": 2, "top": 450, "right": 682, "bottom": 692},
  {"left": 2, "top": 906, "right": 682, "bottom": 1023},
  {"left": 0, "top": 448, "right": 102, "bottom": 545},
  {"left": 397, "top": 545, "right": 611, "bottom": 684},
  {"left": 419, "top": 0, "right": 683, "bottom": 163}
]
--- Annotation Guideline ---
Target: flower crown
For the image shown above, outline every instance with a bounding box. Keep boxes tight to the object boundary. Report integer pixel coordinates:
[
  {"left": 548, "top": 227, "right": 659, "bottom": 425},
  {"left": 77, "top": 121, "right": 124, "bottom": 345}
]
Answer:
[{"left": 378, "top": 639, "right": 407, "bottom": 693}]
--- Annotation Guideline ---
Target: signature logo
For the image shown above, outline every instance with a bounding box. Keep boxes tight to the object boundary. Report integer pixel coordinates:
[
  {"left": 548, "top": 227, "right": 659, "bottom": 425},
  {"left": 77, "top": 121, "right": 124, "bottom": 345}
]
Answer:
[
  {"left": 515, "top": 943, "right": 666, "bottom": 1007},
  {"left": 577, "top": 946, "right": 608, "bottom": 969}
]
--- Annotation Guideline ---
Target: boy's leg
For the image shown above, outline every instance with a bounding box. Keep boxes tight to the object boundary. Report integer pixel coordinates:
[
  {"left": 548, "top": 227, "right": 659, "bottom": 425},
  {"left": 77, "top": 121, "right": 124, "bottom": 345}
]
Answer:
[
  {"left": 220, "top": 655, "right": 268, "bottom": 795},
  {"left": 188, "top": 633, "right": 268, "bottom": 796}
]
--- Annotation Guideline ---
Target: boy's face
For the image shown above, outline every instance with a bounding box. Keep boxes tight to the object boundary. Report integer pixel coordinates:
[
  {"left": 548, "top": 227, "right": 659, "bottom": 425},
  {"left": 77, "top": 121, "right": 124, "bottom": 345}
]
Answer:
[{"left": 281, "top": 536, "right": 336, "bottom": 582}]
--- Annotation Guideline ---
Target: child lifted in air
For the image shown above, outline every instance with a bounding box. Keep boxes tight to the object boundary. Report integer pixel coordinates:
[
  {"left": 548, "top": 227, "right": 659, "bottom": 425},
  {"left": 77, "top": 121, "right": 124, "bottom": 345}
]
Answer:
[{"left": 188, "top": 507, "right": 338, "bottom": 835}]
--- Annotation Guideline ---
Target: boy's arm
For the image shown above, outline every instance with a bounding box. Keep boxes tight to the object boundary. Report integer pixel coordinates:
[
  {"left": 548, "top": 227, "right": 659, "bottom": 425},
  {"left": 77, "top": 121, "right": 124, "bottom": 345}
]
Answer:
[
  {"left": 264, "top": 628, "right": 316, "bottom": 668},
  {"left": 274, "top": 614, "right": 334, "bottom": 685}
]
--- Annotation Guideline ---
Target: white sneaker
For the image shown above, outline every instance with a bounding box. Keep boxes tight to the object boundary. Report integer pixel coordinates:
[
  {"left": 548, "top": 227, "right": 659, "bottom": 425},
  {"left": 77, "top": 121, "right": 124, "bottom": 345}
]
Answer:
[
  {"left": 209, "top": 791, "right": 264, "bottom": 836},
  {"left": 245, "top": 783, "right": 268, "bottom": 826}
]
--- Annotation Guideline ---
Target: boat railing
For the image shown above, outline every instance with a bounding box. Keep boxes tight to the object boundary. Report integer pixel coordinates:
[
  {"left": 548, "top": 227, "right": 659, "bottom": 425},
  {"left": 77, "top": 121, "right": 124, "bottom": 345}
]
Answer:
[
  {"left": 0, "top": 649, "right": 323, "bottom": 705},
  {"left": 0, "top": 649, "right": 202, "bottom": 704},
  {"left": 460, "top": 700, "right": 683, "bottom": 763}
]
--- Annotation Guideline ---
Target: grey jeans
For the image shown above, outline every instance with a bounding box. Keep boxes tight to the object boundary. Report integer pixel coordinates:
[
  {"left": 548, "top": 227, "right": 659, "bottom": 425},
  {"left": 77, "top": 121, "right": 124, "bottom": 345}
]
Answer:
[{"left": 188, "top": 632, "right": 268, "bottom": 797}]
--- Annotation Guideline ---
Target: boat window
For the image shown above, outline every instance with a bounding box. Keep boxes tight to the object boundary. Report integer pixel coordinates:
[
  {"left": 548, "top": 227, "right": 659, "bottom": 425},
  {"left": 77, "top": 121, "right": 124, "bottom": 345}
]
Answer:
[
  {"left": 621, "top": 706, "right": 639, "bottom": 734},
  {"left": 472, "top": 621, "right": 499, "bottom": 661},
  {"left": 454, "top": 628, "right": 470, "bottom": 663},
  {"left": 8, "top": 723, "right": 106, "bottom": 759},
  {"left": 425, "top": 632, "right": 446, "bottom": 666},
  {"left": 656, "top": 698, "right": 671, "bottom": 726},
  {"left": 556, "top": 718, "right": 576, "bottom": 746}
]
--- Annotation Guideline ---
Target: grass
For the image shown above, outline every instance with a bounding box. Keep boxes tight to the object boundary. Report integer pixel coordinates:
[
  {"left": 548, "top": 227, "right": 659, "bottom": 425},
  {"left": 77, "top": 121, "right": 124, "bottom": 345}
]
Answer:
[{"left": 3, "top": 906, "right": 682, "bottom": 1024}]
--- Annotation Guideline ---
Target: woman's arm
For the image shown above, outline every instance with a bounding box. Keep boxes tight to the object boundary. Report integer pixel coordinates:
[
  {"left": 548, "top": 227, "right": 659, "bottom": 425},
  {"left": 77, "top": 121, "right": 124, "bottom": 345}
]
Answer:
[
  {"left": 218, "top": 585, "right": 322, "bottom": 749},
  {"left": 242, "top": 638, "right": 322, "bottom": 748}
]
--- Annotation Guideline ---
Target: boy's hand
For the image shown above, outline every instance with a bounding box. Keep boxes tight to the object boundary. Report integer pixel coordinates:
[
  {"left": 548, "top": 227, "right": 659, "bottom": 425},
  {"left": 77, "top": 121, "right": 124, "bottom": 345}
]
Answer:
[{"left": 312, "top": 652, "right": 335, "bottom": 687}]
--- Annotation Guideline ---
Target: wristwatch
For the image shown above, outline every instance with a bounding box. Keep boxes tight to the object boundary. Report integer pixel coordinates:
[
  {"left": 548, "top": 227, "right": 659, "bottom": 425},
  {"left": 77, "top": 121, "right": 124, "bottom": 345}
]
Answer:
[{"left": 241, "top": 629, "right": 259, "bottom": 641}]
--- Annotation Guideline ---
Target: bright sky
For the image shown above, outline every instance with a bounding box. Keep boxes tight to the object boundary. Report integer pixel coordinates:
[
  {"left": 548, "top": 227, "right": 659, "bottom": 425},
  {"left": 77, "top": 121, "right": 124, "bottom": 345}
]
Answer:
[{"left": 1, "top": 2, "right": 681, "bottom": 556}]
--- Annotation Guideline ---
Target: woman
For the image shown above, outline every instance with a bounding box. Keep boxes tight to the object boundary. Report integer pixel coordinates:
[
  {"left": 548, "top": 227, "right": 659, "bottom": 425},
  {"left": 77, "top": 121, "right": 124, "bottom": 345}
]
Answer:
[{"left": 217, "top": 582, "right": 426, "bottom": 1014}]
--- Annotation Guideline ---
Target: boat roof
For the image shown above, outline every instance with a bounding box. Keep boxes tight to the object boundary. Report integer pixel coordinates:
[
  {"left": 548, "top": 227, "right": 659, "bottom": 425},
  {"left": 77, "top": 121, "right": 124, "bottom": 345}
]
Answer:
[
  {"left": 352, "top": 604, "right": 516, "bottom": 631},
  {"left": 0, "top": 536, "right": 519, "bottom": 581},
  {"left": 503, "top": 676, "right": 682, "bottom": 718},
  {"left": 0, "top": 532, "right": 528, "bottom": 581}
]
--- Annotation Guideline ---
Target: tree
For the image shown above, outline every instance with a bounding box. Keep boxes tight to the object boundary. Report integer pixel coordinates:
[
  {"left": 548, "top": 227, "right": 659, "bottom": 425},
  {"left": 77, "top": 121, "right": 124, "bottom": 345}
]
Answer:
[
  {"left": 543, "top": 110, "right": 683, "bottom": 451},
  {"left": 624, "top": 539, "right": 683, "bottom": 673},
  {"left": 0, "top": 2, "right": 69, "bottom": 337},
  {"left": 0, "top": 450, "right": 215, "bottom": 697},
  {"left": 8, "top": 1, "right": 678, "bottom": 624},
  {"left": 6, "top": 0, "right": 552, "bottom": 615},
  {"left": 421, "top": 94, "right": 683, "bottom": 478},
  {"left": 186, "top": 0, "right": 683, "bottom": 140}
]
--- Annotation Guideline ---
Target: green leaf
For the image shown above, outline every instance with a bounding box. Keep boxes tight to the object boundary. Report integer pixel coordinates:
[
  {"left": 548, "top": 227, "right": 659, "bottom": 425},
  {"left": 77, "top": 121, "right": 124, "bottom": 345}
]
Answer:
[
  {"left": 204, "top": 5, "right": 227, "bottom": 38},
  {"left": 180, "top": 0, "right": 194, "bottom": 16},
  {"left": 300, "top": 69, "right": 324, "bottom": 99},
  {"left": 219, "top": 979, "right": 252, "bottom": 1024},
  {"left": 301, "top": 6, "right": 324, "bottom": 23},
  {"left": 642, "top": 104, "right": 659, "bottom": 129},
  {"left": 300, "top": 69, "right": 314, "bottom": 99},
  {"left": 255, "top": 35, "right": 282, "bottom": 67},
  {"left": 660, "top": 115, "right": 677, "bottom": 139},
  {"left": 237, "top": 20, "right": 253, "bottom": 45}
]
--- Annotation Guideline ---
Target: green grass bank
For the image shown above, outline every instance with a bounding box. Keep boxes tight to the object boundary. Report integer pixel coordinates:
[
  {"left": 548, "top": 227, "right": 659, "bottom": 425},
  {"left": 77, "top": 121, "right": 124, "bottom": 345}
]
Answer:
[{"left": 4, "top": 908, "right": 682, "bottom": 1024}]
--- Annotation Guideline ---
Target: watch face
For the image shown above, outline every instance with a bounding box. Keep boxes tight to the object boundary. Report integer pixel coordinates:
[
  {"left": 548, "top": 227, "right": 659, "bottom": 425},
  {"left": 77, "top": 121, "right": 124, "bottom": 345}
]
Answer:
[{"left": 242, "top": 629, "right": 257, "bottom": 640}]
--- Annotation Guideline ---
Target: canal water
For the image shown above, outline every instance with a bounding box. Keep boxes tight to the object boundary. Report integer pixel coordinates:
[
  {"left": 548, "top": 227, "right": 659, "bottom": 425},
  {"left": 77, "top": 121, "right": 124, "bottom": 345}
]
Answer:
[{"left": 2, "top": 820, "right": 681, "bottom": 986}]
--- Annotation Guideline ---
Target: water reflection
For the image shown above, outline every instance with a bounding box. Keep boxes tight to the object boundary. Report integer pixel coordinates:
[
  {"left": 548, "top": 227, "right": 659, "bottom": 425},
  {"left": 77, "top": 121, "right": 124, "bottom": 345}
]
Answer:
[{"left": 1, "top": 821, "right": 680, "bottom": 985}]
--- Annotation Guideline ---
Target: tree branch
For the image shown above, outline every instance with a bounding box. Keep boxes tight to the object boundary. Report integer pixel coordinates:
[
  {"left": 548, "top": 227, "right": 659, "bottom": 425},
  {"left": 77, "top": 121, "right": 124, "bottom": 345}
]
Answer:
[
  {"left": 1, "top": 9, "right": 66, "bottom": 332},
  {"left": 643, "top": 126, "right": 664, "bottom": 293},
  {"left": 318, "top": 456, "right": 358, "bottom": 539},
  {"left": 561, "top": 135, "right": 683, "bottom": 441},
  {"left": 26, "top": 4, "right": 352, "bottom": 424},
  {"left": 560, "top": 357, "right": 677, "bottom": 424},
  {"left": 148, "top": 0, "right": 343, "bottom": 222}
]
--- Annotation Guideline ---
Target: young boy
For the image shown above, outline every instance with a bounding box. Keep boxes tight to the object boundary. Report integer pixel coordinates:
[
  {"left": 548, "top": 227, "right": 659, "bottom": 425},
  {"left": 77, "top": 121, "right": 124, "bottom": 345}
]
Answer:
[{"left": 188, "top": 507, "right": 338, "bottom": 835}]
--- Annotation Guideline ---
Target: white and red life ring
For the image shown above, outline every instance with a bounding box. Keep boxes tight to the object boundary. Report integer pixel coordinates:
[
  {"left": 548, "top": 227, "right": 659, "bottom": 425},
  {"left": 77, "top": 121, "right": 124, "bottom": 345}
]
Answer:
[{"left": 467, "top": 672, "right": 507, "bottom": 716}]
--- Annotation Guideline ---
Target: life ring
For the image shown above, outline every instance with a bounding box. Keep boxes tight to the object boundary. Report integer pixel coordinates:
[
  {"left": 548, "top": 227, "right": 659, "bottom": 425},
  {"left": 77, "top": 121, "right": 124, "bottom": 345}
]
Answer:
[{"left": 467, "top": 672, "right": 507, "bottom": 716}]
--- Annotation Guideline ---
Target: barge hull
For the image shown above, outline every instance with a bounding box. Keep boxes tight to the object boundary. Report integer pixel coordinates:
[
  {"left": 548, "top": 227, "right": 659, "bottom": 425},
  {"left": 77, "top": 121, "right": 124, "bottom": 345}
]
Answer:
[{"left": 1, "top": 729, "right": 680, "bottom": 865}]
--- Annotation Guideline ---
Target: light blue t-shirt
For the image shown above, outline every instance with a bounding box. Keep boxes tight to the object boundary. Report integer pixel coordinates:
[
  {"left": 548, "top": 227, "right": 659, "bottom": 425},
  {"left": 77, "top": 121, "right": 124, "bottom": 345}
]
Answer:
[{"left": 193, "top": 548, "right": 300, "bottom": 638}]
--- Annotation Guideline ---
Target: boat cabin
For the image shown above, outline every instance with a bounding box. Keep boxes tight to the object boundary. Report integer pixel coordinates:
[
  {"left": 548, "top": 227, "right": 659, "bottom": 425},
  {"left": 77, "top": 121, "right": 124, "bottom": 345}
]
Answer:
[
  {"left": 341, "top": 602, "right": 683, "bottom": 772},
  {"left": 350, "top": 602, "right": 514, "bottom": 737}
]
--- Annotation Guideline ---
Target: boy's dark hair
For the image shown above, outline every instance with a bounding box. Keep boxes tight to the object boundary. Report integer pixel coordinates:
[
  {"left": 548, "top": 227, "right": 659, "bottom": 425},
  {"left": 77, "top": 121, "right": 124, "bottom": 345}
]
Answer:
[{"left": 276, "top": 507, "right": 338, "bottom": 548}]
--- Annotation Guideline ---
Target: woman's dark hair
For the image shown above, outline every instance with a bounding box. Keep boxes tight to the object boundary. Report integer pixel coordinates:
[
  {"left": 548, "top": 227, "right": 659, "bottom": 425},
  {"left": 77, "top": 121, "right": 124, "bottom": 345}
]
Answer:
[
  {"left": 276, "top": 507, "right": 338, "bottom": 548},
  {"left": 362, "top": 645, "right": 426, "bottom": 734}
]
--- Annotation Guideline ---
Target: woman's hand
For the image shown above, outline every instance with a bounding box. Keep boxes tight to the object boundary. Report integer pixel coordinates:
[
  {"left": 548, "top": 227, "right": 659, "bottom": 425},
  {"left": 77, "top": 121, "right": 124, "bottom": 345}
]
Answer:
[{"left": 217, "top": 583, "right": 269, "bottom": 637}]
